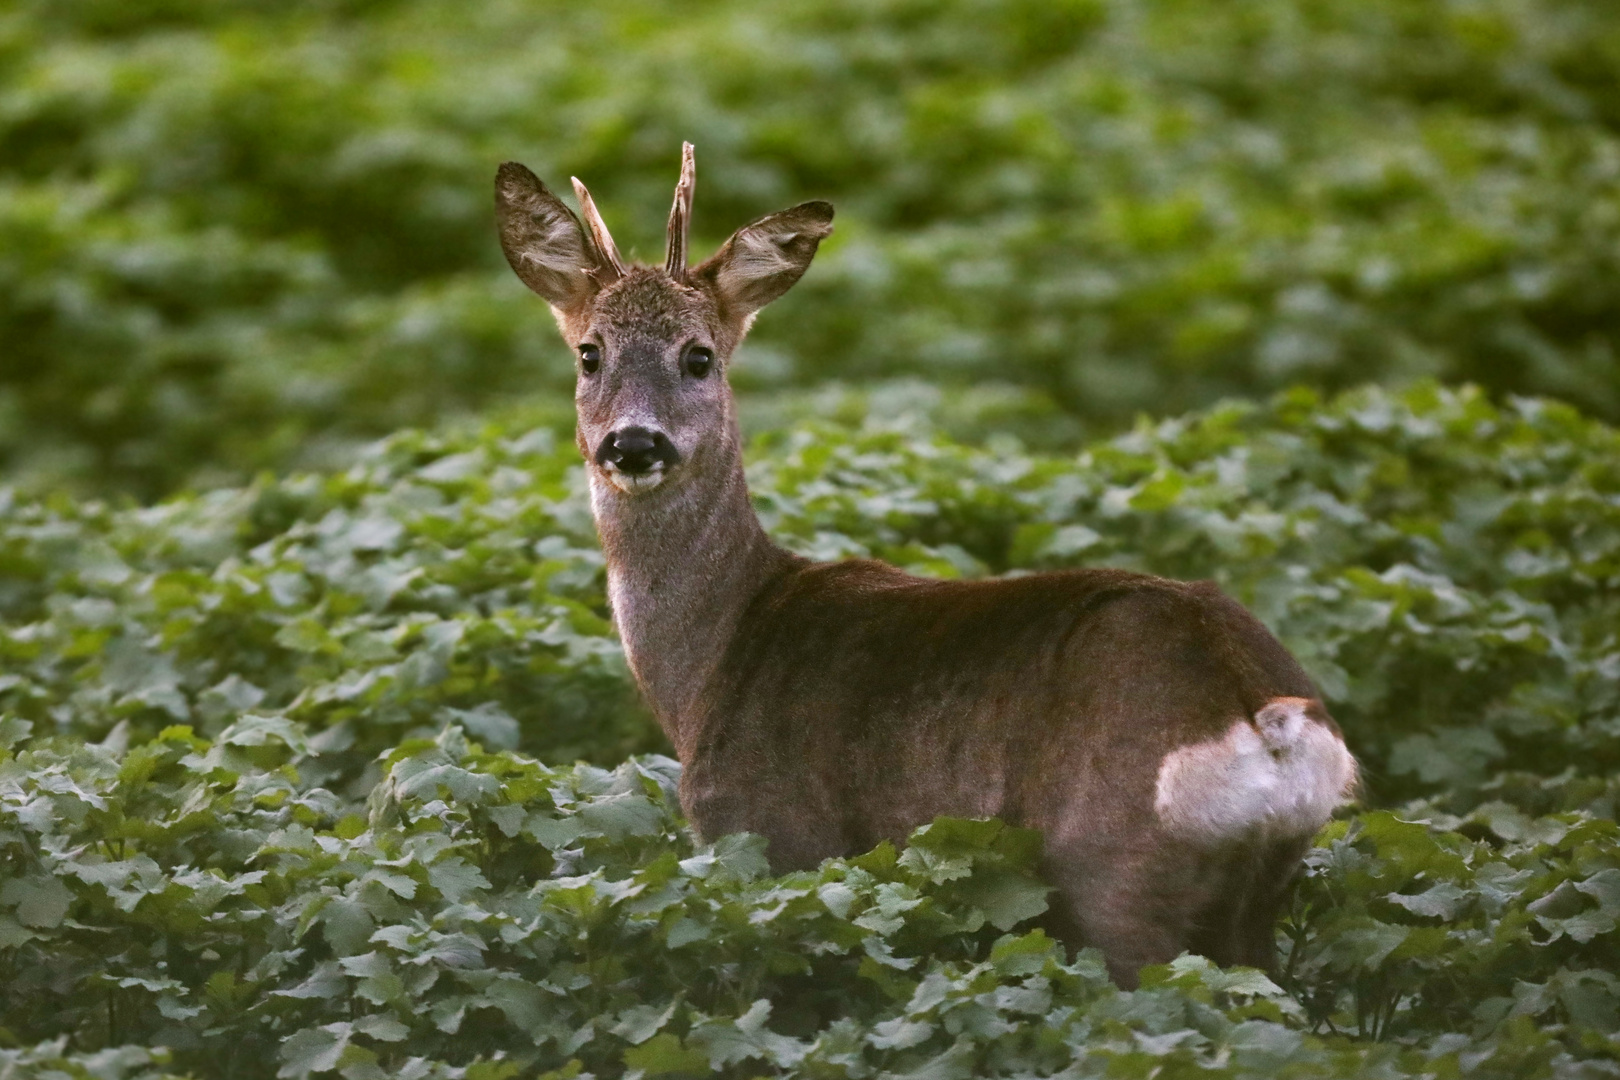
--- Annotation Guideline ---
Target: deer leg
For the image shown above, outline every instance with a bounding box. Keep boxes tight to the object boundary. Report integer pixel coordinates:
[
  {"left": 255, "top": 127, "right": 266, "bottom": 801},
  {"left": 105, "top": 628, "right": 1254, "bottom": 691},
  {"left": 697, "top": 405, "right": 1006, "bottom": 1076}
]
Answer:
[
  {"left": 1173, "top": 832, "right": 1311, "bottom": 973},
  {"left": 1224, "top": 834, "right": 1312, "bottom": 972},
  {"left": 1041, "top": 840, "right": 1217, "bottom": 989}
]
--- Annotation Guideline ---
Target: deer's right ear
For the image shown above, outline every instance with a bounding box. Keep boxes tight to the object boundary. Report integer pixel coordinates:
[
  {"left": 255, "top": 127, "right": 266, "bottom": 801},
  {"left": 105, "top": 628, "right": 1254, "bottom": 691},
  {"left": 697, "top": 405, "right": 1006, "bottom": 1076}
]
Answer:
[{"left": 495, "top": 162, "right": 598, "bottom": 313}]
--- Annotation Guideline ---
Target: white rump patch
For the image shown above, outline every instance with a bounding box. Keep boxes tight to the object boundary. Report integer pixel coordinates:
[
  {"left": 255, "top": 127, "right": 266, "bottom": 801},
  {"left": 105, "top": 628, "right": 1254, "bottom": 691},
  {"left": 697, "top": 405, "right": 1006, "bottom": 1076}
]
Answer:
[{"left": 1154, "top": 697, "right": 1358, "bottom": 843}]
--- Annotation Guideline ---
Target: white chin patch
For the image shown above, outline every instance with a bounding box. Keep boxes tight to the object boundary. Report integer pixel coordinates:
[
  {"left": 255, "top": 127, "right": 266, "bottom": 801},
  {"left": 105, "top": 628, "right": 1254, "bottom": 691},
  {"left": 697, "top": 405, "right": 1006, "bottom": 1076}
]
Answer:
[{"left": 605, "top": 466, "right": 666, "bottom": 494}]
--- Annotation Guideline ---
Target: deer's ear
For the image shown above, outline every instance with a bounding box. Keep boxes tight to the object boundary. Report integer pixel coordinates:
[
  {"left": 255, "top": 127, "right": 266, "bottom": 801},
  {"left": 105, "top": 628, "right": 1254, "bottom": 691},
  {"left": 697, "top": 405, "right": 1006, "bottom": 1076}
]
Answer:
[
  {"left": 696, "top": 201, "right": 834, "bottom": 318},
  {"left": 495, "top": 162, "right": 598, "bottom": 313}
]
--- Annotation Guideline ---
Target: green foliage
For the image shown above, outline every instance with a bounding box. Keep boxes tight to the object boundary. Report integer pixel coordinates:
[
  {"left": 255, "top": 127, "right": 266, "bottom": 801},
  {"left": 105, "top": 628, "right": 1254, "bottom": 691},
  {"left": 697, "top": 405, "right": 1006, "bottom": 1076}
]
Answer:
[
  {"left": 0, "top": 425, "right": 653, "bottom": 775},
  {"left": 5, "top": 0, "right": 1620, "bottom": 495},
  {"left": 3, "top": 383, "right": 1620, "bottom": 1076}
]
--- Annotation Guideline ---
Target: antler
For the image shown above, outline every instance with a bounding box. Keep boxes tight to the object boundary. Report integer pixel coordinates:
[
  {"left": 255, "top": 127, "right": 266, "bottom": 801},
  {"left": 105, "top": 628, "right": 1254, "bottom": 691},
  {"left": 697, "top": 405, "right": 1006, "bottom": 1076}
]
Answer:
[
  {"left": 570, "top": 176, "right": 626, "bottom": 283},
  {"left": 664, "top": 142, "right": 696, "bottom": 281}
]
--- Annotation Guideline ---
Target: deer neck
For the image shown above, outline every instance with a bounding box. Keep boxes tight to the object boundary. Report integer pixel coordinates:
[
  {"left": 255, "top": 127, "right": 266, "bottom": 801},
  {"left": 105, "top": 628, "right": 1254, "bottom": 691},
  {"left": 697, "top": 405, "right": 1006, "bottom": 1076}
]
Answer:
[{"left": 589, "top": 416, "right": 795, "bottom": 753}]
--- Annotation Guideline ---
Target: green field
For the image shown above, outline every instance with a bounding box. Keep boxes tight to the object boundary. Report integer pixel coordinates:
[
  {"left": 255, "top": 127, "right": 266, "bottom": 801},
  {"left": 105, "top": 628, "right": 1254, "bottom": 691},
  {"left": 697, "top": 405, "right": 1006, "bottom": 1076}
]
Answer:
[
  {"left": 4, "top": 385, "right": 1620, "bottom": 1077},
  {"left": 3, "top": 2, "right": 1620, "bottom": 1078}
]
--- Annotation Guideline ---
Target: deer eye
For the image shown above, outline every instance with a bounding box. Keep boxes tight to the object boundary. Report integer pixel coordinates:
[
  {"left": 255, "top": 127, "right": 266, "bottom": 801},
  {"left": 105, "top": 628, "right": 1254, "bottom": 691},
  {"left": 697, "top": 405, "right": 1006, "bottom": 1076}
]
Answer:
[
  {"left": 683, "top": 346, "right": 714, "bottom": 379},
  {"left": 578, "top": 344, "right": 601, "bottom": 374}
]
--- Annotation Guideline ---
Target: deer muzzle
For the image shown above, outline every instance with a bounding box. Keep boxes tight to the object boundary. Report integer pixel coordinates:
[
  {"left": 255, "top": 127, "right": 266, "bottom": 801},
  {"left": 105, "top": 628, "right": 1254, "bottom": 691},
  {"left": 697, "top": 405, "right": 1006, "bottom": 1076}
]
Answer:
[{"left": 595, "top": 427, "right": 681, "bottom": 492}]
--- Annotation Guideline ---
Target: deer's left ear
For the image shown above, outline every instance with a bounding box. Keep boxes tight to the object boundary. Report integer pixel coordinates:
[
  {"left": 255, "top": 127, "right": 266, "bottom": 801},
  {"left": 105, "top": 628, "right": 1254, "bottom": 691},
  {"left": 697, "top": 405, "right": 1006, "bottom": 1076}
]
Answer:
[{"left": 695, "top": 201, "right": 834, "bottom": 319}]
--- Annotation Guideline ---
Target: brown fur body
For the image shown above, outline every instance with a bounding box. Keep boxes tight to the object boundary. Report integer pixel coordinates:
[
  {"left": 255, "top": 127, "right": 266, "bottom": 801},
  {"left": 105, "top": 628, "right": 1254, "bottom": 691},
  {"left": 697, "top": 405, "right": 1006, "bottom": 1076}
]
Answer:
[{"left": 684, "top": 559, "right": 1327, "bottom": 975}]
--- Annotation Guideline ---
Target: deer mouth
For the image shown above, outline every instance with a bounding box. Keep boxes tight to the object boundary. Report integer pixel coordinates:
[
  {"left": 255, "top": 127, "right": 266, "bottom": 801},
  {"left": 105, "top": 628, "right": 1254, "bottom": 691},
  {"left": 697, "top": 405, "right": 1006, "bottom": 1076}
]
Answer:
[
  {"left": 603, "top": 460, "right": 668, "bottom": 494},
  {"left": 594, "top": 426, "right": 680, "bottom": 495}
]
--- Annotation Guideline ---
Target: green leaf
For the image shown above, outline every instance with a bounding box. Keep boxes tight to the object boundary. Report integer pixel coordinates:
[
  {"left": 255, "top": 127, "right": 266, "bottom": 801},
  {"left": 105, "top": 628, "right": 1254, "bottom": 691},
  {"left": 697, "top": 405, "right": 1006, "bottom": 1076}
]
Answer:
[
  {"left": 278, "top": 1023, "right": 353, "bottom": 1078},
  {"left": 0, "top": 715, "right": 34, "bottom": 750},
  {"left": 427, "top": 857, "right": 490, "bottom": 902},
  {"left": 869, "top": 1016, "right": 935, "bottom": 1051},
  {"left": 689, "top": 1000, "right": 808, "bottom": 1069},
  {"left": 611, "top": 1001, "right": 678, "bottom": 1046},
  {"left": 320, "top": 898, "right": 376, "bottom": 956},
  {"left": 273, "top": 962, "right": 347, "bottom": 1000},
  {"left": 680, "top": 832, "right": 769, "bottom": 883},
  {"left": 443, "top": 704, "right": 521, "bottom": 751},
  {"left": 578, "top": 793, "right": 665, "bottom": 840},
  {"left": 217, "top": 714, "right": 310, "bottom": 755},
  {"left": 989, "top": 930, "right": 1059, "bottom": 977},
  {"left": 882, "top": 1035, "right": 977, "bottom": 1080},
  {"left": 353, "top": 1014, "right": 409, "bottom": 1042},
  {"left": 484, "top": 975, "right": 550, "bottom": 1036},
  {"left": 955, "top": 870, "right": 1050, "bottom": 932},
  {"left": 0, "top": 874, "right": 73, "bottom": 929},
  {"left": 1386, "top": 882, "right": 1470, "bottom": 920},
  {"left": 0, "top": 914, "right": 38, "bottom": 948},
  {"left": 621, "top": 1032, "right": 709, "bottom": 1077}
]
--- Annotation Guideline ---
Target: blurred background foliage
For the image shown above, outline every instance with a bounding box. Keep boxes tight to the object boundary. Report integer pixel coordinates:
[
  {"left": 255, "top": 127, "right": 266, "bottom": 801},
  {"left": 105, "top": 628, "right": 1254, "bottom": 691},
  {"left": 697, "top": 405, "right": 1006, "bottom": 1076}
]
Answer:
[{"left": 3, "top": 0, "right": 1618, "bottom": 499}]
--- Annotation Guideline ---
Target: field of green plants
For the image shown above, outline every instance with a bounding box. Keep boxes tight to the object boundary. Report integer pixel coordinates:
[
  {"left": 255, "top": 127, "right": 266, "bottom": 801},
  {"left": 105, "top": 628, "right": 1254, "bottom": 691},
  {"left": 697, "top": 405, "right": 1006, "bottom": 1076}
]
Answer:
[
  {"left": 5, "top": 0, "right": 1620, "bottom": 1077},
  {"left": 4, "top": 384, "right": 1620, "bottom": 1078}
]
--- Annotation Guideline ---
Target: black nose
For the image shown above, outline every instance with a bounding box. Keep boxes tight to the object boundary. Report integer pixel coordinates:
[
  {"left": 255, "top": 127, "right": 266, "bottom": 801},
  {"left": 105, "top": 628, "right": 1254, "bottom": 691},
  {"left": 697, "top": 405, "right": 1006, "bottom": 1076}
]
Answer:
[{"left": 595, "top": 427, "right": 680, "bottom": 475}]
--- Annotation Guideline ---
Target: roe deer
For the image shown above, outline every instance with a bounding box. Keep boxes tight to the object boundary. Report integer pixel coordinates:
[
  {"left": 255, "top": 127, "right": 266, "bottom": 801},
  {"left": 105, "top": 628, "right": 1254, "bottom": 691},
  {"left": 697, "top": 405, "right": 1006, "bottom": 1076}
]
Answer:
[{"left": 494, "top": 144, "right": 1357, "bottom": 985}]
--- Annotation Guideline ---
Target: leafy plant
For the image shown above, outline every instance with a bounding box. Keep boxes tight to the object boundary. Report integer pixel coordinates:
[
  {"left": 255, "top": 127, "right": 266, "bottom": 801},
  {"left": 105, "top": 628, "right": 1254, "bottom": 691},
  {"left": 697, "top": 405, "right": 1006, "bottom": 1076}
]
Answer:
[{"left": 3, "top": 383, "right": 1619, "bottom": 1076}]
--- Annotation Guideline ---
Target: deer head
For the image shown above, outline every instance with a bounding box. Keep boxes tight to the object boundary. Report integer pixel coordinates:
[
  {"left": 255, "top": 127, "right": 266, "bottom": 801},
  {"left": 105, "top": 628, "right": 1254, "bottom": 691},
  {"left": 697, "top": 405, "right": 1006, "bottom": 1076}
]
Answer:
[{"left": 495, "top": 144, "right": 834, "bottom": 496}]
